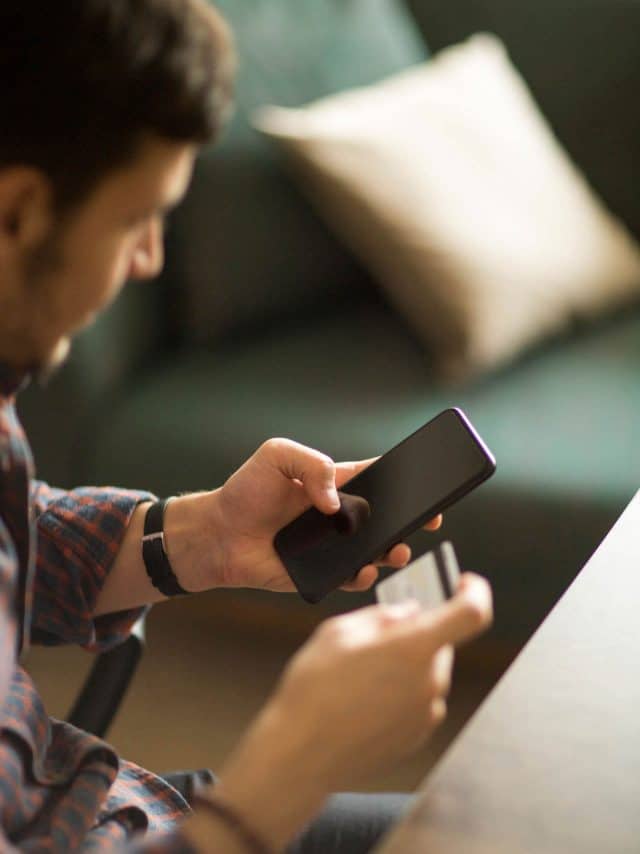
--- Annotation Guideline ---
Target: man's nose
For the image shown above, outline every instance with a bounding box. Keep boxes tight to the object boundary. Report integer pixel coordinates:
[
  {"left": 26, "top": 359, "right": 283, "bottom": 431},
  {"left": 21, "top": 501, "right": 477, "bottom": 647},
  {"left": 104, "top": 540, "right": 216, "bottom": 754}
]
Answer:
[{"left": 130, "top": 218, "right": 164, "bottom": 280}]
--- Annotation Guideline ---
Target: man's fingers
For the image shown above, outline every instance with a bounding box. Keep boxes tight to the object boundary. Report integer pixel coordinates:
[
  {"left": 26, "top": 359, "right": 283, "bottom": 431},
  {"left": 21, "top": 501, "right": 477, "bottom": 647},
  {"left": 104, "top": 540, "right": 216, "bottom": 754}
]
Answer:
[
  {"left": 376, "top": 543, "right": 411, "bottom": 568},
  {"left": 428, "top": 697, "right": 447, "bottom": 729},
  {"left": 263, "top": 447, "right": 447, "bottom": 530},
  {"left": 340, "top": 564, "right": 378, "bottom": 592},
  {"left": 429, "top": 645, "right": 454, "bottom": 697},
  {"left": 262, "top": 443, "right": 380, "bottom": 515},
  {"left": 419, "top": 574, "right": 493, "bottom": 651},
  {"left": 386, "top": 574, "right": 492, "bottom": 655},
  {"left": 261, "top": 438, "right": 340, "bottom": 513},
  {"left": 334, "top": 458, "right": 378, "bottom": 488}
]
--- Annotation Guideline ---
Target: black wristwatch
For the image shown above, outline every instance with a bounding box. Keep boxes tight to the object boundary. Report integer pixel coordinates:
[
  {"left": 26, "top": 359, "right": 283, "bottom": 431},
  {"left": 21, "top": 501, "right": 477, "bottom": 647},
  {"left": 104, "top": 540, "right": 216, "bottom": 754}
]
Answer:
[{"left": 141, "top": 498, "right": 189, "bottom": 597}]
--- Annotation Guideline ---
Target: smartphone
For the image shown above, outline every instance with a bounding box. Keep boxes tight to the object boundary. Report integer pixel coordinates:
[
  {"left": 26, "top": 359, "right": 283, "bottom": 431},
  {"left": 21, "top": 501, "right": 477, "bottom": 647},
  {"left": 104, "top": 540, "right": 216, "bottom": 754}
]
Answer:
[{"left": 274, "top": 407, "right": 496, "bottom": 603}]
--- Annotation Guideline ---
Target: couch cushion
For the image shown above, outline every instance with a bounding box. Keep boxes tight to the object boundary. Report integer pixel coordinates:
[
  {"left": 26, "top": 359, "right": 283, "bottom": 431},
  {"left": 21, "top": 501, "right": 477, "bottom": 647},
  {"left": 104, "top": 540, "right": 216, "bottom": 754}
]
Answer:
[
  {"left": 406, "top": 0, "right": 640, "bottom": 243},
  {"left": 254, "top": 34, "right": 640, "bottom": 380},
  {"left": 169, "top": 0, "right": 427, "bottom": 346}
]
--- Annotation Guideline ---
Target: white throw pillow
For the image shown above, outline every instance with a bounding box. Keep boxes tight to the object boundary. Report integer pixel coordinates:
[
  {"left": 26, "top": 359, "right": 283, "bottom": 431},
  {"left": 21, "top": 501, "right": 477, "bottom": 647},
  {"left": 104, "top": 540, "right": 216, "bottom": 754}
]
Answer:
[{"left": 253, "top": 34, "right": 640, "bottom": 378}]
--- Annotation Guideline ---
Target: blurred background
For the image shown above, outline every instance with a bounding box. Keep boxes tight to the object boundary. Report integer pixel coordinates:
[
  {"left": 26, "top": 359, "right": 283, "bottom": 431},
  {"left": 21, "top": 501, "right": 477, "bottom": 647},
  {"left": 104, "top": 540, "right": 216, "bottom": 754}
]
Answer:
[{"left": 22, "top": 0, "right": 640, "bottom": 790}]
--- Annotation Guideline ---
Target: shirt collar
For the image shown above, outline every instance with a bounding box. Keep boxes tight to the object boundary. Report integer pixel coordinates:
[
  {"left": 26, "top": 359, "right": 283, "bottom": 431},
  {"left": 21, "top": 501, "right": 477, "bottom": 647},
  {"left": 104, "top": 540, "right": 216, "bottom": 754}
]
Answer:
[{"left": 0, "top": 361, "right": 31, "bottom": 400}]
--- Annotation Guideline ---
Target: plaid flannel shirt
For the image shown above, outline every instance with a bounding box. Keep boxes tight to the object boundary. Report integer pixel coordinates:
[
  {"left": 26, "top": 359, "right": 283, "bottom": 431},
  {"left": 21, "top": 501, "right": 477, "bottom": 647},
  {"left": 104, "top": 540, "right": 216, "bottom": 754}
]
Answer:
[{"left": 0, "top": 365, "right": 198, "bottom": 853}]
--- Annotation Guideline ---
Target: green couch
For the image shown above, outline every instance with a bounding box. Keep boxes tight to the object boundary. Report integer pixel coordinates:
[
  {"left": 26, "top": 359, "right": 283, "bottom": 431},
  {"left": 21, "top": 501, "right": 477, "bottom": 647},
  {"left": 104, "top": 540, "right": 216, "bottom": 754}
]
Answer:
[{"left": 19, "top": 0, "right": 640, "bottom": 654}]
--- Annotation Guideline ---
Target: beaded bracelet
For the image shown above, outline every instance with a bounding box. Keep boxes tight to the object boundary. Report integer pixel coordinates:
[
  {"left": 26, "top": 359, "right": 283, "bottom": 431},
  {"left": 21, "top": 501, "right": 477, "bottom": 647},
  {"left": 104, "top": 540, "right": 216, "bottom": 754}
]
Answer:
[{"left": 191, "top": 793, "right": 274, "bottom": 854}]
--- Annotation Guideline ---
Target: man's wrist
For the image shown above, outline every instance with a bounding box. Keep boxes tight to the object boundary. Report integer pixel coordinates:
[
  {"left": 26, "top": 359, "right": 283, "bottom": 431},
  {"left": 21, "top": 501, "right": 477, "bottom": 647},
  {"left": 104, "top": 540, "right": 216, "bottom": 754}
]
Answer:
[
  {"left": 163, "top": 489, "right": 227, "bottom": 592},
  {"left": 212, "top": 701, "right": 329, "bottom": 850}
]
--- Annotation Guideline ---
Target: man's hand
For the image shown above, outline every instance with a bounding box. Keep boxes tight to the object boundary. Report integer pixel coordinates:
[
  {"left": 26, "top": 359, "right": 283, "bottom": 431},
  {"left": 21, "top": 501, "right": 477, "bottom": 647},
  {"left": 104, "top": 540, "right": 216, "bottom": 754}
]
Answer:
[
  {"left": 197, "top": 574, "right": 492, "bottom": 851},
  {"left": 274, "top": 573, "right": 492, "bottom": 787},
  {"left": 94, "top": 437, "right": 441, "bottom": 615},
  {"left": 179, "top": 438, "right": 442, "bottom": 593}
]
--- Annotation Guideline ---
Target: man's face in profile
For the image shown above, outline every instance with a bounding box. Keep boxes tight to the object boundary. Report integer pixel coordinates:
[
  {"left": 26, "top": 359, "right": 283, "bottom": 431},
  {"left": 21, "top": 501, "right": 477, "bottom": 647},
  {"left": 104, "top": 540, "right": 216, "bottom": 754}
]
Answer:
[{"left": 0, "top": 136, "right": 196, "bottom": 378}]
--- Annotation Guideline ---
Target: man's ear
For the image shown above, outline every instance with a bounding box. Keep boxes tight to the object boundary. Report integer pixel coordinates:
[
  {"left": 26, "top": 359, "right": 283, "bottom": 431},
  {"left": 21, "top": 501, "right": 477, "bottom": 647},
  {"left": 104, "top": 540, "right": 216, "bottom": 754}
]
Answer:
[{"left": 0, "top": 167, "right": 53, "bottom": 257}]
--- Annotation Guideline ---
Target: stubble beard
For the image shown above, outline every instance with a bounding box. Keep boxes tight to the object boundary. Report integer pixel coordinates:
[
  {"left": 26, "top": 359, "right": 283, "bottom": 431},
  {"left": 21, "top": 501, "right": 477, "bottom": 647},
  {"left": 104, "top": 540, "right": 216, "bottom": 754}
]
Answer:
[
  {"left": 32, "top": 337, "right": 71, "bottom": 385},
  {"left": 3, "top": 226, "right": 73, "bottom": 384}
]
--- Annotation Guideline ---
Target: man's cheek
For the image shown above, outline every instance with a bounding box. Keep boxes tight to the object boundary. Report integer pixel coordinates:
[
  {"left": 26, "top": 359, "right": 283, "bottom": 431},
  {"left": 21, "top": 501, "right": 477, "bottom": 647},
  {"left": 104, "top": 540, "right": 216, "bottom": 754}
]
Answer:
[{"left": 101, "top": 252, "right": 132, "bottom": 303}]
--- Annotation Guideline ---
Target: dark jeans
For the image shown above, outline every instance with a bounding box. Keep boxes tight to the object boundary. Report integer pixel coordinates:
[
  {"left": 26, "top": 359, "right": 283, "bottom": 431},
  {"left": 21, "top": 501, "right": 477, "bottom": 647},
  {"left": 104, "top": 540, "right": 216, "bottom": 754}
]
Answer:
[
  {"left": 162, "top": 770, "right": 412, "bottom": 854},
  {"left": 287, "top": 792, "right": 413, "bottom": 854}
]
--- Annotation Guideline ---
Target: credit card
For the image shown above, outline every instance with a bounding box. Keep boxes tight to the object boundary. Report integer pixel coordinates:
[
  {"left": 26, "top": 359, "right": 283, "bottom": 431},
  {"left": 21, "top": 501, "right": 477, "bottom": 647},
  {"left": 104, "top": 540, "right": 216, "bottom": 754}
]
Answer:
[{"left": 375, "top": 541, "right": 461, "bottom": 610}]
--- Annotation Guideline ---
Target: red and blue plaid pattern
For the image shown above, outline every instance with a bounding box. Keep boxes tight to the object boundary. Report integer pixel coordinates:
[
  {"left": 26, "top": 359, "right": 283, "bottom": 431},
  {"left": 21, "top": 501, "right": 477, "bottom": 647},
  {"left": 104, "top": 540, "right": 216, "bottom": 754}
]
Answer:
[{"left": 0, "top": 367, "right": 194, "bottom": 851}]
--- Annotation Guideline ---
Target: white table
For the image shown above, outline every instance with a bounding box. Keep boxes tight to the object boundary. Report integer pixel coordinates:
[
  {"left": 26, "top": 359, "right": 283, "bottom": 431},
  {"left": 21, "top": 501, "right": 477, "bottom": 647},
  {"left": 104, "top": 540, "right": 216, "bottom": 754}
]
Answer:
[{"left": 377, "top": 490, "right": 640, "bottom": 853}]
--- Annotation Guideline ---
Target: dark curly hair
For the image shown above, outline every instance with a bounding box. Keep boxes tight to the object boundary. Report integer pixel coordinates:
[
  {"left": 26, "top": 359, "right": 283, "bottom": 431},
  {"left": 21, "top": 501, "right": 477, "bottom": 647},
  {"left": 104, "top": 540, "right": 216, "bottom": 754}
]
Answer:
[{"left": 0, "top": 0, "right": 234, "bottom": 212}]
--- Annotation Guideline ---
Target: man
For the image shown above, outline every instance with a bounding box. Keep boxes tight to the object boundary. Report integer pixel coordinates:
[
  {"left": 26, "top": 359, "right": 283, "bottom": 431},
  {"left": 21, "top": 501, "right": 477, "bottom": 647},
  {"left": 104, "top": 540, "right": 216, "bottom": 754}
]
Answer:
[{"left": 0, "top": 1, "right": 492, "bottom": 851}]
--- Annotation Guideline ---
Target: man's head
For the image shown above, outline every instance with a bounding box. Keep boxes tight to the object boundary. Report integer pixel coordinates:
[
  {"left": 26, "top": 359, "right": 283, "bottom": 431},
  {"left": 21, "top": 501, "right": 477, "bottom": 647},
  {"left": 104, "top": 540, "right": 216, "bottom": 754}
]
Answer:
[{"left": 0, "top": 0, "right": 234, "bottom": 375}]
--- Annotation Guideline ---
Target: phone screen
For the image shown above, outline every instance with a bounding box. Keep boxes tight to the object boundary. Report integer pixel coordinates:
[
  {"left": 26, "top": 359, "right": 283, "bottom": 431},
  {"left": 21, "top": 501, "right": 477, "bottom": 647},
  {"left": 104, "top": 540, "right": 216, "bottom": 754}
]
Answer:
[{"left": 274, "top": 408, "right": 496, "bottom": 603}]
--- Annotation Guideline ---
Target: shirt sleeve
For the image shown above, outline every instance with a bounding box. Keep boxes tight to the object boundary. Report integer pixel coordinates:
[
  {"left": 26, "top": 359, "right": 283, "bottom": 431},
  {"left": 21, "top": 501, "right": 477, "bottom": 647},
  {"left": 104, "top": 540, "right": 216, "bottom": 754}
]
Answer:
[
  {"left": 130, "top": 830, "right": 199, "bottom": 853},
  {"left": 30, "top": 481, "right": 156, "bottom": 651},
  {"left": 0, "top": 512, "right": 20, "bottom": 701}
]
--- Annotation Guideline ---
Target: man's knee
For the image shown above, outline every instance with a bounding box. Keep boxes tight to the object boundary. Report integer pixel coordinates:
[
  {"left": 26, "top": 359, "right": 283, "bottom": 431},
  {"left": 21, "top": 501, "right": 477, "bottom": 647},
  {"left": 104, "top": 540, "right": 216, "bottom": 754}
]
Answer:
[{"left": 287, "top": 792, "right": 414, "bottom": 854}]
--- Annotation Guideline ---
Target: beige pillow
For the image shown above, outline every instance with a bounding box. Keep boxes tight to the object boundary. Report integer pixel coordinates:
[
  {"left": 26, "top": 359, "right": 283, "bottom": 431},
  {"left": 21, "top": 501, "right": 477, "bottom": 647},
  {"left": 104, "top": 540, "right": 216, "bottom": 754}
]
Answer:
[{"left": 253, "top": 34, "right": 640, "bottom": 378}]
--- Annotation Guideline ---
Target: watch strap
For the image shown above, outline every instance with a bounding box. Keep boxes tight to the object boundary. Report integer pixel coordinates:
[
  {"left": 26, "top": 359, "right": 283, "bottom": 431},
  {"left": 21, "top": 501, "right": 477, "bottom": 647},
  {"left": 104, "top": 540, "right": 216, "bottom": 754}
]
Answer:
[{"left": 142, "top": 498, "right": 189, "bottom": 597}]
